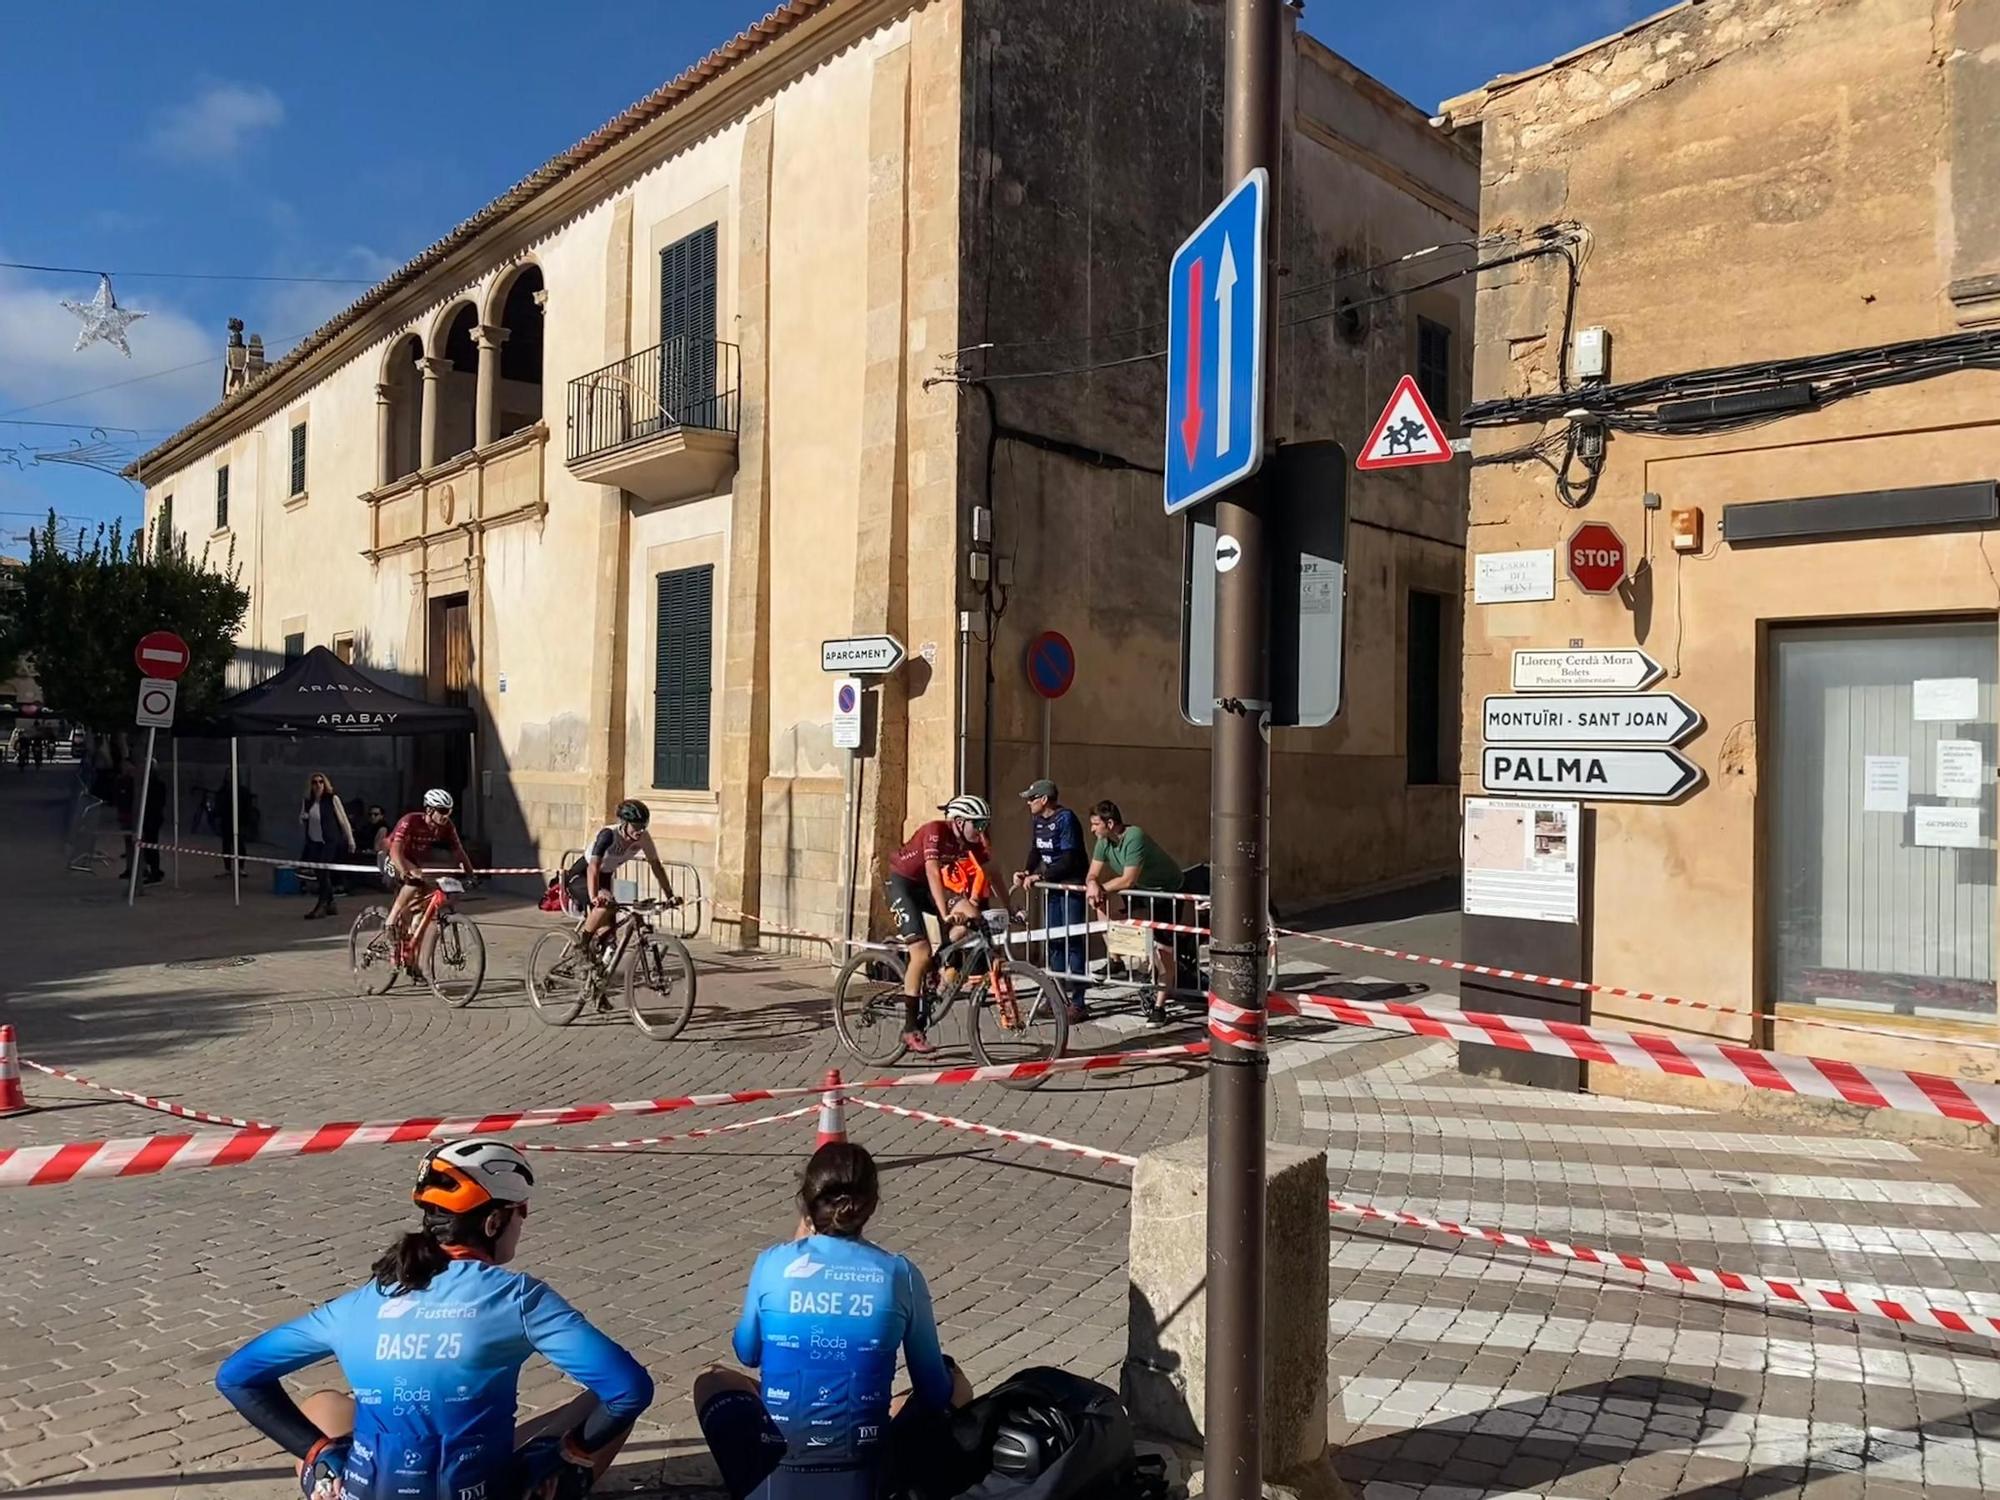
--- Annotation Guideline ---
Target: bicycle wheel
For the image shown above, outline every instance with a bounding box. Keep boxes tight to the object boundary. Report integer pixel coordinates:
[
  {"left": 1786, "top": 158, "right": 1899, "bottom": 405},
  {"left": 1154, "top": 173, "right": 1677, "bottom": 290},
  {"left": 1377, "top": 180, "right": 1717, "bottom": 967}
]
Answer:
[
  {"left": 968, "top": 961, "right": 1069, "bottom": 1086},
  {"left": 525, "top": 931, "right": 590, "bottom": 1026},
  {"left": 349, "top": 907, "right": 399, "bottom": 995},
  {"left": 626, "top": 935, "right": 698, "bottom": 1041},
  {"left": 423, "top": 917, "right": 487, "bottom": 1008},
  {"left": 832, "top": 948, "right": 911, "bottom": 1067}
]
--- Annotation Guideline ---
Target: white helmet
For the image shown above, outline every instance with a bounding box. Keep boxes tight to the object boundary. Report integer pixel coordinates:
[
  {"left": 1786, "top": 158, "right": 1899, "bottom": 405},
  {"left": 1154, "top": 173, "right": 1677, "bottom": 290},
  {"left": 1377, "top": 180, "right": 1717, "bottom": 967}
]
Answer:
[
  {"left": 422, "top": 788, "right": 454, "bottom": 813},
  {"left": 941, "top": 794, "right": 991, "bottom": 827},
  {"left": 414, "top": 1137, "right": 534, "bottom": 1211}
]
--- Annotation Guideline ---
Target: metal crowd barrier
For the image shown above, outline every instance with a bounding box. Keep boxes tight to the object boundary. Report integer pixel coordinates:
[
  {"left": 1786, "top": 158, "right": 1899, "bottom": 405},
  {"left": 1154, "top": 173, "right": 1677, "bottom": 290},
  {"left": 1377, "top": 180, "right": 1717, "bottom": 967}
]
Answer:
[
  {"left": 65, "top": 794, "right": 115, "bottom": 874},
  {"left": 554, "top": 849, "right": 704, "bottom": 940},
  {"left": 1014, "top": 881, "right": 1213, "bottom": 1003}
]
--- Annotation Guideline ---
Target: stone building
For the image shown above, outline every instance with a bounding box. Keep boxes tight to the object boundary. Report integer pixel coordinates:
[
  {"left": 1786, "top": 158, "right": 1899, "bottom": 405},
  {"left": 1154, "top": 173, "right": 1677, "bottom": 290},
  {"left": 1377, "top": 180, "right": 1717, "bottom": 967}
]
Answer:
[
  {"left": 1439, "top": 0, "right": 2000, "bottom": 1123},
  {"left": 132, "top": 0, "right": 1474, "bottom": 941}
]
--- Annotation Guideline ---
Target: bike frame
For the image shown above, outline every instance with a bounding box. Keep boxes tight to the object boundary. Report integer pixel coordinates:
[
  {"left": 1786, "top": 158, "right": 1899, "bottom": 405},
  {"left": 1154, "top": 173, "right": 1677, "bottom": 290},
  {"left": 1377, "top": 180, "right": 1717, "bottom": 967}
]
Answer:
[{"left": 397, "top": 881, "right": 460, "bottom": 962}]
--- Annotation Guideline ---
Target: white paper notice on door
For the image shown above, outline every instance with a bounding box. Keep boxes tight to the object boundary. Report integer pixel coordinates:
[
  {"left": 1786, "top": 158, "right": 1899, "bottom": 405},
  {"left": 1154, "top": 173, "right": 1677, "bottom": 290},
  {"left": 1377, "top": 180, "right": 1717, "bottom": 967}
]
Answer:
[
  {"left": 1863, "top": 755, "right": 1909, "bottom": 813},
  {"left": 1914, "top": 805, "right": 1984, "bottom": 849},
  {"left": 1914, "top": 677, "right": 1979, "bottom": 722},
  {"left": 1937, "top": 740, "right": 1984, "bottom": 800}
]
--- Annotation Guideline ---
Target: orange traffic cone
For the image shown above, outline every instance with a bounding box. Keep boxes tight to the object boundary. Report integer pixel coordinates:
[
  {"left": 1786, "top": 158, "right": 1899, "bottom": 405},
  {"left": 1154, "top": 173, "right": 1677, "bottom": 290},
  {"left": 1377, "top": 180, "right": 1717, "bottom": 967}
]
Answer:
[
  {"left": 815, "top": 1068, "right": 848, "bottom": 1150},
  {"left": 0, "top": 1025, "right": 29, "bottom": 1117}
]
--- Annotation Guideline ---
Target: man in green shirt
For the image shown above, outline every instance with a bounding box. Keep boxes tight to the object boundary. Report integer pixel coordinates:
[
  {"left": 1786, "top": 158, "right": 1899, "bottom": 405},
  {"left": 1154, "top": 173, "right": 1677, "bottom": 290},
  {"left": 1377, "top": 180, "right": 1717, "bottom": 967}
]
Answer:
[{"left": 1084, "top": 800, "right": 1185, "bottom": 1024}]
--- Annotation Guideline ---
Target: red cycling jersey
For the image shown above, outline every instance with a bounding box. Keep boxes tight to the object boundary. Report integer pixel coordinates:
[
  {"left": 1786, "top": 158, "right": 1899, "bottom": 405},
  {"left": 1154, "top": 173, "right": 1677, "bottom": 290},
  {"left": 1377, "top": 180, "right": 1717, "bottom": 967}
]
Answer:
[
  {"left": 887, "top": 820, "right": 986, "bottom": 882},
  {"left": 388, "top": 811, "right": 468, "bottom": 866}
]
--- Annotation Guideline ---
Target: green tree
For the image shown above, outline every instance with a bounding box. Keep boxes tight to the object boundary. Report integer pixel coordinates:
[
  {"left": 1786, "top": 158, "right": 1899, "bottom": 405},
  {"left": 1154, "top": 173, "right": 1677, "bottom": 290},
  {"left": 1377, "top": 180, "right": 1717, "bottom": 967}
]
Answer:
[{"left": 13, "top": 509, "right": 249, "bottom": 732}]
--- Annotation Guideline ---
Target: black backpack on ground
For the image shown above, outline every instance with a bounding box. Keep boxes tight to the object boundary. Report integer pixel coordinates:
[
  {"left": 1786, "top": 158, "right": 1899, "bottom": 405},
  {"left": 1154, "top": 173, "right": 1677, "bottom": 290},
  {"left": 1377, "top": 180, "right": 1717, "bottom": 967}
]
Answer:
[{"left": 897, "top": 1366, "right": 1168, "bottom": 1500}]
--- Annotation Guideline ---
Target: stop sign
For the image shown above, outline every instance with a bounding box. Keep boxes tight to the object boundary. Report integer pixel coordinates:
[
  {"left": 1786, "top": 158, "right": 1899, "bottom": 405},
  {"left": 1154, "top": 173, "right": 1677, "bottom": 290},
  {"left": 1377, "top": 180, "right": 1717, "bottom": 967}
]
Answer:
[
  {"left": 134, "top": 630, "right": 192, "bottom": 680},
  {"left": 1567, "top": 522, "right": 1627, "bottom": 594}
]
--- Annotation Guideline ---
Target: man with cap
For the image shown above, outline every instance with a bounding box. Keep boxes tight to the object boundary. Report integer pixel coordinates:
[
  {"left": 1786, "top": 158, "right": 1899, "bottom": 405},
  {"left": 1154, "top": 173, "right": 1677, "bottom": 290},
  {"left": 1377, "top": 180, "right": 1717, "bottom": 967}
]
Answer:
[{"left": 1010, "top": 779, "right": 1091, "bottom": 1023}]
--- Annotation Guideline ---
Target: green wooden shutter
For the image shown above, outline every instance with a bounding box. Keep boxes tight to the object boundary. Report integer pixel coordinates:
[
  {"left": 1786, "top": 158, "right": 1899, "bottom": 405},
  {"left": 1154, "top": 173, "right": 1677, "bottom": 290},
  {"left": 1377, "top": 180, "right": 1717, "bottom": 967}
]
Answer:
[
  {"left": 653, "top": 565, "right": 714, "bottom": 790},
  {"left": 658, "top": 224, "right": 718, "bottom": 427},
  {"left": 216, "top": 465, "right": 230, "bottom": 531},
  {"left": 290, "top": 423, "right": 308, "bottom": 495}
]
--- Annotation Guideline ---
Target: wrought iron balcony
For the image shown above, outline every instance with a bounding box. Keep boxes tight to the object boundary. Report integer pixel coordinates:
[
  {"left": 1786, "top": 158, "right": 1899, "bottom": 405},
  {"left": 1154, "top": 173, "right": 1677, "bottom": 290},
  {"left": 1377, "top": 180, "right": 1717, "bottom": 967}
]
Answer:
[{"left": 565, "top": 336, "right": 740, "bottom": 503}]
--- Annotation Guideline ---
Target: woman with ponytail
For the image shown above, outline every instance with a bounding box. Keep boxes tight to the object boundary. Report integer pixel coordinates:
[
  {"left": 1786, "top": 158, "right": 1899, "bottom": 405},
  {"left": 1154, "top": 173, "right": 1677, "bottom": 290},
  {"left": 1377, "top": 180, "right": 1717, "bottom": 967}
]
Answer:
[
  {"left": 217, "top": 1139, "right": 653, "bottom": 1500},
  {"left": 694, "top": 1141, "right": 971, "bottom": 1499}
]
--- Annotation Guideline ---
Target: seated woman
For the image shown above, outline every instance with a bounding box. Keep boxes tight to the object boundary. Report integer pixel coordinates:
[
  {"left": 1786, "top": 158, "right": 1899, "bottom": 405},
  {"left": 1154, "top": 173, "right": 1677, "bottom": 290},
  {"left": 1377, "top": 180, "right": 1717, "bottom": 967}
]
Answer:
[
  {"left": 695, "top": 1142, "right": 973, "bottom": 1499},
  {"left": 216, "top": 1139, "right": 653, "bottom": 1500}
]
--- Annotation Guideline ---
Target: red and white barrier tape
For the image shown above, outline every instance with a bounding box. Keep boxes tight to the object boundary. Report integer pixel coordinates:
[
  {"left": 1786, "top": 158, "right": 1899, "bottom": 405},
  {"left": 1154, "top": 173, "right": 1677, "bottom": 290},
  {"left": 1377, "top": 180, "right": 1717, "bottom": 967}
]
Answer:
[
  {"left": 1270, "top": 925, "right": 2000, "bottom": 1054},
  {"left": 135, "top": 842, "right": 545, "bottom": 877},
  {"left": 1273, "top": 990, "right": 2000, "bottom": 1128},
  {"left": 519, "top": 1104, "right": 820, "bottom": 1154},
  {"left": 1206, "top": 994, "right": 1268, "bottom": 1054},
  {"left": 0, "top": 1041, "right": 1208, "bottom": 1188},
  {"left": 863, "top": 1093, "right": 2000, "bottom": 1344},
  {"left": 20, "top": 1059, "right": 276, "bottom": 1131}
]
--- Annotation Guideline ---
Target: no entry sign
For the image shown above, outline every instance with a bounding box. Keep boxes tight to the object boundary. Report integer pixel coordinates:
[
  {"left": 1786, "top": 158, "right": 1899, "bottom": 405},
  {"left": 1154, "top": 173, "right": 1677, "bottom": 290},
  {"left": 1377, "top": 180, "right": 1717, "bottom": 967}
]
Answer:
[
  {"left": 1567, "top": 523, "right": 1627, "bottom": 594},
  {"left": 135, "top": 630, "right": 192, "bottom": 680}
]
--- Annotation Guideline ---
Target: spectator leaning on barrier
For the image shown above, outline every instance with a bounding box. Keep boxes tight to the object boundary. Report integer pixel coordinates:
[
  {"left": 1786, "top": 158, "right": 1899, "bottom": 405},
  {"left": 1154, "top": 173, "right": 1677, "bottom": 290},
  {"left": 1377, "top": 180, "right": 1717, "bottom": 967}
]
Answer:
[
  {"left": 1011, "top": 778, "right": 1091, "bottom": 1024},
  {"left": 1084, "top": 799, "right": 1184, "bottom": 1025}
]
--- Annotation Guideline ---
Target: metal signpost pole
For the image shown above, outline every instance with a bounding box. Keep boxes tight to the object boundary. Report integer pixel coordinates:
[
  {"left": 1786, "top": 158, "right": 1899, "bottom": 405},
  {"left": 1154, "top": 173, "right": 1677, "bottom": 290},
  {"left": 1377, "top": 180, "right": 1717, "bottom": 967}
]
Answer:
[
  {"left": 1206, "top": 1, "right": 1282, "bottom": 1496},
  {"left": 126, "top": 726, "right": 157, "bottom": 908}
]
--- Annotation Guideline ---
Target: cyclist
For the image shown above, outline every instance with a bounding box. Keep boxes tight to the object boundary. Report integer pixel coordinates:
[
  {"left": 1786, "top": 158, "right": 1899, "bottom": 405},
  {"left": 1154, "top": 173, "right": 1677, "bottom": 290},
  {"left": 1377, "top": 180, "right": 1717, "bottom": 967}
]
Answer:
[
  {"left": 216, "top": 1139, "right": 653, "bottom": 1500},
  {"left": 694, "top": 1142, "right": 970, "bottom": 1499},
  {"left": 881, "top": 795, "right": 1006, "bottom": 1054},
  {"left": 385, "top": 790, "right": 476, "bottom": 959},
  {"left": 564, "top": 800, "right": 680, "bottom": 962}
]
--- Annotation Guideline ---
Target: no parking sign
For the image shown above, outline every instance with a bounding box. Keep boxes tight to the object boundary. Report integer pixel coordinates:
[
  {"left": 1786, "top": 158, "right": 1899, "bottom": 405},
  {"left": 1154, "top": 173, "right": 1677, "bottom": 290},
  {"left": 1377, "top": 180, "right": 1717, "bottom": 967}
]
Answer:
[
  {"left": 831, "top": 677, "right": 862, "bottom": 750},
  {"left": 1025, "top": 631, "right": 1076, "bottom": 700}
]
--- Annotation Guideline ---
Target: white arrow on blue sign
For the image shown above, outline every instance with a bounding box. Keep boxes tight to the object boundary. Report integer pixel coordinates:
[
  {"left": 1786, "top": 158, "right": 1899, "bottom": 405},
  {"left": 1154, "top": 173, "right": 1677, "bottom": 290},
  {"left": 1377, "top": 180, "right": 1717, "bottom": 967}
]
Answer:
[{"left": 1164, "top": 168, "right": 1268, "bottom": 516}]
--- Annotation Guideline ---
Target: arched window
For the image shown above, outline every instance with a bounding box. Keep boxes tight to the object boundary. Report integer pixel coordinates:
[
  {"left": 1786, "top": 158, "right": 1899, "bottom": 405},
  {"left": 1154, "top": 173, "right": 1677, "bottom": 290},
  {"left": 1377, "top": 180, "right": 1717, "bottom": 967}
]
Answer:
[
  {"left": 382, "top": 334, "right": 424, "bottom": 484},
  {"left": 434, "top": 303, "right": 480, "bottom": 462},
  {"left": 492, "top": 265, "right": 545, "bottom": 439}
]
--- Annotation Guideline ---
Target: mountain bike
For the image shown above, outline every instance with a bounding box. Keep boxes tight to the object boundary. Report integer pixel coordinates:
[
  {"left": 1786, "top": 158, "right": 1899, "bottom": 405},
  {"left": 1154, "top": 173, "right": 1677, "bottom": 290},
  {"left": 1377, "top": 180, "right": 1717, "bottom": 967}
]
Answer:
[
  {"left": 524, "top": 897, "right": 697, "bottom": 1040},
  {"left": 832, "top": 910, "right": 1067, "bottom": 1086},
  {"left": 349, "top": 876, "right": 487, "bottom": 1006}
]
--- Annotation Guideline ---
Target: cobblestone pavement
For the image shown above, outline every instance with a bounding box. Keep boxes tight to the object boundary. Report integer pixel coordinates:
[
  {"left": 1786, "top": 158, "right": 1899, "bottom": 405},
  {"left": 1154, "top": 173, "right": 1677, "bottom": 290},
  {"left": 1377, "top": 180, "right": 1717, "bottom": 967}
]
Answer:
[{"left": 5, "top": 765, "right": 2000, "bottom": 1498}]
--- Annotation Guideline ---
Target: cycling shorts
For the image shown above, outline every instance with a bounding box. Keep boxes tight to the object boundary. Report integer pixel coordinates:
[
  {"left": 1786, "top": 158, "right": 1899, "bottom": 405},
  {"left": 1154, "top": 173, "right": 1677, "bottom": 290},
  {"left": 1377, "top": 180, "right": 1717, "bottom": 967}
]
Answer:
[
  {"left": 882, "top": 871, "right": 937, "bottom": 942},
  {"left": 696, "top": 1388, "right": 949, "bottom": 1500},
  {"left": 299, "top": 1435, "right": 581, "bottom": 1500}
]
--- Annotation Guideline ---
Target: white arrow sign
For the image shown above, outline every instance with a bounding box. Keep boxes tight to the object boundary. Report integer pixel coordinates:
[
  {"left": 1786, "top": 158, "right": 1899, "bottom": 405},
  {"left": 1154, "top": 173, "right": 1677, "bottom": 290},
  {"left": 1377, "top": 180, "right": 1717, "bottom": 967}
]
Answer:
[
  {"left": 1213, "top": 236, "right": 1237, "bottom": 457},
  {"left": 821, "top": 635, "right": 906, "bottom": 674},
  {"left": 1482, "top": 745, "right": 1702, "bottom": 802},
  {"left": 1483, "top": 693, "right": 1700, "bottom": 746},
  {"left": 1511, "top": 648, "right": 1664, "bottom": 693}
]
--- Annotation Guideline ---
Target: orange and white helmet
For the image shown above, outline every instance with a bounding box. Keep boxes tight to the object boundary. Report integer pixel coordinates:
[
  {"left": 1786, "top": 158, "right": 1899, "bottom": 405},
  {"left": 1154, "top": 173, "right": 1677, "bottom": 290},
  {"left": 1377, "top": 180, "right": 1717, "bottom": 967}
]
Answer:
[{"left": 413, "top": 1138, "right": 534, "bottom": 1213}]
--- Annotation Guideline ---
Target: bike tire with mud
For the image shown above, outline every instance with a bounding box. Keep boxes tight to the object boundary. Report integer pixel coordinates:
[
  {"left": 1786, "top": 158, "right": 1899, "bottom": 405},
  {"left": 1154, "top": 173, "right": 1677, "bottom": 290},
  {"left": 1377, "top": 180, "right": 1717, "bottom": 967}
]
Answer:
[
  {"left": 349, "top": 907, "right": 399, "bottom": 996},
  {"left": 625, "top": 935, "right": 698, "bottom": 1041},
  {"left": 423, "top": 917, "right": 487, "bottom": 1008}
]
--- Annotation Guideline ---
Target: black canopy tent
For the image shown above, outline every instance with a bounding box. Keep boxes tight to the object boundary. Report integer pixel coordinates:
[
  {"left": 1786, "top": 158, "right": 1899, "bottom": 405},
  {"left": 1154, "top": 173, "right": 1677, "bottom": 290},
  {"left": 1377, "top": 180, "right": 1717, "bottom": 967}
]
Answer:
[{"left": 176, "top": 647, "right": 476, "bottom": 906}]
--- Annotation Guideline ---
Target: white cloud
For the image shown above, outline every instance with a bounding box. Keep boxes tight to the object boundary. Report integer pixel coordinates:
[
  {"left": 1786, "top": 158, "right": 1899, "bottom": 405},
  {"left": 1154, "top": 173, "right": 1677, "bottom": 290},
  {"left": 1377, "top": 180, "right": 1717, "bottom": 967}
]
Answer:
[
  {"left": 145, "top": 81, "right": 285, "bottom": 166},
  {"left": 0, "top": 266, "right": 220, "bottom": 435}
]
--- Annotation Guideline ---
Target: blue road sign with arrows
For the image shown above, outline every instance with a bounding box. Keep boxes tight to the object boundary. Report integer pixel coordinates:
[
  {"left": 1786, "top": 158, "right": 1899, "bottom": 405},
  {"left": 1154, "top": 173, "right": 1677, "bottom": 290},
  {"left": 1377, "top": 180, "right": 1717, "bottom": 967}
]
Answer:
[{"left": 1164, "top": 168, "right": 1268, "bottom": 516}]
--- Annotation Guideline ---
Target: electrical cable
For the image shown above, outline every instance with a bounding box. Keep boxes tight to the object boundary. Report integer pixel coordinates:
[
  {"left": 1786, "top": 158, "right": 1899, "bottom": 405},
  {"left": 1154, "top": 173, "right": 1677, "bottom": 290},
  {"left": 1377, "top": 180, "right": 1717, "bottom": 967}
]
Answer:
[
  {"left": 0, "top": 260, "right": 375, "bottom": 286},
  {"left": 0, "top": 330, "right": 313, "bottom": 420}
]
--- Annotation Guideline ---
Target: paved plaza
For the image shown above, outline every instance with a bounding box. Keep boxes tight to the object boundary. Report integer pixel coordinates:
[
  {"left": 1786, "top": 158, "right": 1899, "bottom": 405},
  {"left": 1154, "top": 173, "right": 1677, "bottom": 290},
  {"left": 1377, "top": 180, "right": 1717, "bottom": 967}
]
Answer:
[{"left": 6, "top": 765, "right": 2000, "bottom": 1498}]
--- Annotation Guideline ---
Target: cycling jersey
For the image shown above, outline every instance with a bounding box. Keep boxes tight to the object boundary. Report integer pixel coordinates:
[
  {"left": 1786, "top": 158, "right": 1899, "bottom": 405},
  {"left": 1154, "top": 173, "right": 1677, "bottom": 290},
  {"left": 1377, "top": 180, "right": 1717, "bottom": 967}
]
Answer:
[
  {"left": 938, "top": 853, "right": 989, "bottom": 902},
  {"left": 388, "top": 813, "right": 468, "bottom": 867},
  {"left": 732, "top": 1236, "right": 952, "bottom": 1471},
  {"left": 886, "top": 821, "right": 984, "bottom": 882},
  {"left": 217, "top": 1256, "right": 653, "bottom": 1500},
  {"left": 574, "top": 825, "right": 656, "bottom": 877}
]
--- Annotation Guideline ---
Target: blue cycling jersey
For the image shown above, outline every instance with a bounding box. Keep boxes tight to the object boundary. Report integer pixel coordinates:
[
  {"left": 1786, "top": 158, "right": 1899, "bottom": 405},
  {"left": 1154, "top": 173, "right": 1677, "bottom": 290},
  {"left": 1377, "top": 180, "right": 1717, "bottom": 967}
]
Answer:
[
  {"left": 733, "top": 1236, "right": 951, "bottom": 1469},
  {"left": 217, "top": 1257, "right": 653, "bottom": 1500}
]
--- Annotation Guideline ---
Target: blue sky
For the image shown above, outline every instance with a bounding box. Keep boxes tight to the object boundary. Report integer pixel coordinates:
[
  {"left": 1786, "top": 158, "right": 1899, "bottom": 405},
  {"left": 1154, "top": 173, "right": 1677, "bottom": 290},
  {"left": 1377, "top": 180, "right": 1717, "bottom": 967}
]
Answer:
[{"left": 0, "top": 0, "right": 1658, "bottom": 548}]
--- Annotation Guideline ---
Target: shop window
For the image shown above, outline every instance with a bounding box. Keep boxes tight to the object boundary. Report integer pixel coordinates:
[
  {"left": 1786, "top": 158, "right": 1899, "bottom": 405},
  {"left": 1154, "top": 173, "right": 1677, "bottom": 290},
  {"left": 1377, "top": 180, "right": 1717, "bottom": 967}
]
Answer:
[{"left": 1767, "top": 618, "right": 1997, "bottom": 1021}]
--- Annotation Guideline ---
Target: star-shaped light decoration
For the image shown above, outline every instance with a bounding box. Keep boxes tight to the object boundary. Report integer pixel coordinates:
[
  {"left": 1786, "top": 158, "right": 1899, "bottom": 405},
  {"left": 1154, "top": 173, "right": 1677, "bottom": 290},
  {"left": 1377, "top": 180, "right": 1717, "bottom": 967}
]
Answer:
[{"left": 61, "top": 274, "right": 146, "bottom": 357}]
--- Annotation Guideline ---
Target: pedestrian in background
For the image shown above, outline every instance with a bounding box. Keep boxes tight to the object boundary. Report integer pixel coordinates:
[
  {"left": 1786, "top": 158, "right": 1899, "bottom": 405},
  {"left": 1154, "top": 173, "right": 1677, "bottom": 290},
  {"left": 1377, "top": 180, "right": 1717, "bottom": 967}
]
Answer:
[
  {"left": 1084, "top": 800, "right": 1185, "bottom": 1025},
  {"left": 299, "top": 772, "right": 355, "bottom": 920},
  {"left": 116, "top": 756, "right": 166, "bottom": 885},
  {"left": 1011, "top": 778, "right": 1091, "bottom": 1023}
]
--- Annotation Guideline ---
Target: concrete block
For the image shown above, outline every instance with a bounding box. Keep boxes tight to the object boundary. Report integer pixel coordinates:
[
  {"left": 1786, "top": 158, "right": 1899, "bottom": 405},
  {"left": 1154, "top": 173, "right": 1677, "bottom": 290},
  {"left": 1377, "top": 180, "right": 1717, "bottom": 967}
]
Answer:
[{"left": 1124, "top": 1135, "right": 1334, "bottom": 1484}]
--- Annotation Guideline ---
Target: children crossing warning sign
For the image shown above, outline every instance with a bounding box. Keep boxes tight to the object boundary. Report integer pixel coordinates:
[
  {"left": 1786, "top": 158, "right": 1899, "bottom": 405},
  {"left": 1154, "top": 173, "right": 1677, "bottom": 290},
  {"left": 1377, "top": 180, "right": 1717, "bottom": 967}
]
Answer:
[{"left": 1356, "top": 373, "right": 1451, "bottom": 471}]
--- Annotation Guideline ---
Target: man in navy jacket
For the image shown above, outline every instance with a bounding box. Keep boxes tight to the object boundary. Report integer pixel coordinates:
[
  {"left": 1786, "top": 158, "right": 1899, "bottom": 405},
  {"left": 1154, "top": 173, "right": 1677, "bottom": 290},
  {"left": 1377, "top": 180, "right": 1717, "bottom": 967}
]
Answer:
[{"left": 1012, "top": 779, "right": 1090, "bottom": 1021}]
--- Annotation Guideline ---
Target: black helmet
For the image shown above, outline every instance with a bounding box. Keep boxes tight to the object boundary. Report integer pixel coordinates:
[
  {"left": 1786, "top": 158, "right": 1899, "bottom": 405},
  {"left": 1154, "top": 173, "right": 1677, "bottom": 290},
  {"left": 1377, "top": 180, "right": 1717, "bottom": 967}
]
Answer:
[
  {"left": 990, "top": 1404, "right": 1077, "bottom": 1481},
  {"left": 615, "top": 799, "right": 651, "bottom": 827}
]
